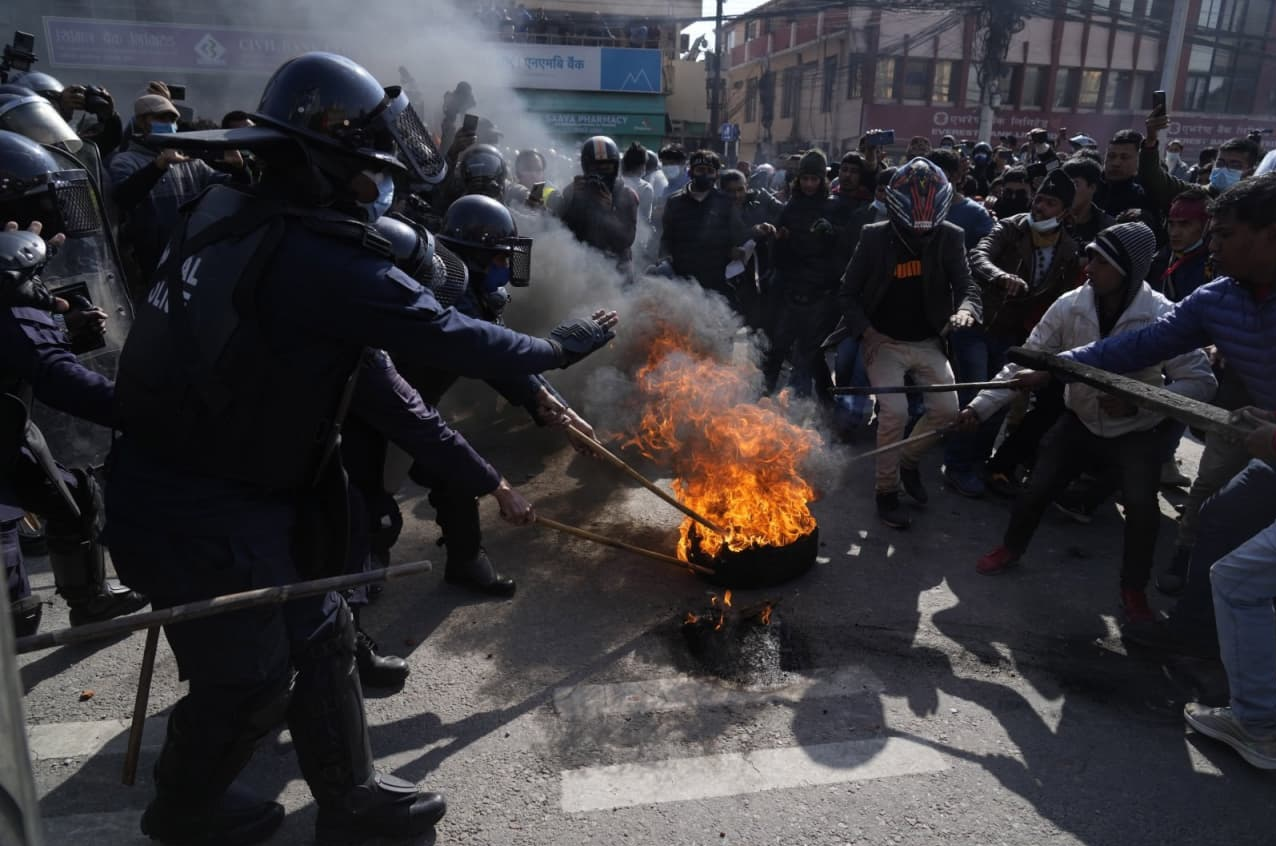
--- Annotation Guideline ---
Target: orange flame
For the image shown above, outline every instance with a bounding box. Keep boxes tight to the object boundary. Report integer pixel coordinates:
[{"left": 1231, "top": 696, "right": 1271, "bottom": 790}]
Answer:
[
  {"left": 759, "top": 603, "right": 773, "bottom": 626},
  {"left": 684, "top": 612, "right": 699, "bottom": 625},
  {"left": 627, "top": 324, "right": 819, "bottom": 561},
  {"left": 723, "top": 590, "right": 733, "bottom": 608},
  {"left": 713, "top": 611, "right": 726, "bottom": 631}
]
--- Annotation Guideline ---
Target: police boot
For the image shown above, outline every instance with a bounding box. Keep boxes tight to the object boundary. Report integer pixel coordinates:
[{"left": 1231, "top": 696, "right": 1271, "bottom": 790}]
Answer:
[
  {"left": 290, "top": 603, "right": 445, "bottom": 844},
  {"left": 48, "top": 538, "right": 149, "bottom": 626},
  {"left": 9, "top": 595, "right": 42, "bottom": 638},
  {"left": 433, "top": 491, "right": 515, "bottom": 597},
  {"left": 141, "top": 693, "right": 288, "bottom": 846},
  {"left": 352, "top": 608, "right": 409, "bottom": 690}
]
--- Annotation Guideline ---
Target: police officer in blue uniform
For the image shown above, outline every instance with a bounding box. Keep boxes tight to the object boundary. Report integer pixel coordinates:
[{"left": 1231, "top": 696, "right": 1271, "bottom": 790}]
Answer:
[
  {"left": 0, "top": 132, "right": 147, "bottom": 632},
  {"left": 104, "top": 53, "right": 618, "bottom": 845}
]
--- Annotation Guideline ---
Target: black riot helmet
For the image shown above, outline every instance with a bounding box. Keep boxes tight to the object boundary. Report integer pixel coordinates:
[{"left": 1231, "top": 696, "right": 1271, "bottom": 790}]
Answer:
[
  {"left": 580, "top": 135, "right": 621, "bottom": 182},
  {"left": 252, "top": 52, "right": 446, "bottom": 186},
  {"left": 14, "top": 72, "right": 64, "bottom": 101},
  {"left": 457, "top": 143, "right": 507, "bottom": 199},
  {"left": 0, "top": 130, "right": 95, "bottom": 235},
  {"left": 436, "top": 195, "right": 532, "bottom": 287},
  {"left": 0, "top": 85, "right": 82, "bottom": 153},
  {"left": 372, "top": 213, "right": 470, "bottom": 307}
]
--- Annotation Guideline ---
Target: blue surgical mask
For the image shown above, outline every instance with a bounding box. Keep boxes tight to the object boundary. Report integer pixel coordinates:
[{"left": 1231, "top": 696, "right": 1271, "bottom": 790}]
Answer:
[
  {"left": 359, "top": 169, "right": 395, "bottom": 222},
  {"left": 484, "top": 263, "right": 511, "bottom": 292},
  {"left": 1210, "top": 166, "right": 1242, "bottom": 190},
  {"left": 662, "top": 164, "right": 683, "bottom": 181},
  {"left": 150, "top": 121, "right": 177, "bottom": 134}
]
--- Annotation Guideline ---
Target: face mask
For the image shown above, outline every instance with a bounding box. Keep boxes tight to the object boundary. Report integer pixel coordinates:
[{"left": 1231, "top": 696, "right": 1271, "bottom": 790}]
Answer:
[
  {"left": 1029, "top": 215, "right": 1060, "bottom": 233},
  {"left": 359, "top": 169, "right": 395, "bottom": 222},
  {"left": 691, "top": 173, "right": 715, "bottom": 192},
  {"left": 662, "top": 164, "right": 683, "bottom": 180},
  {"left": 1210, "top": 166, "right": 1242, "bottom": 190},
  {"left": 150, "top": 121, "right": 177, "bottom": 134},
  {"left": 1166, "top": 152, "right": 1182, "bottom": 168},
  {"left": 484, "top": 263, "right": 511, "bottom": 292}
]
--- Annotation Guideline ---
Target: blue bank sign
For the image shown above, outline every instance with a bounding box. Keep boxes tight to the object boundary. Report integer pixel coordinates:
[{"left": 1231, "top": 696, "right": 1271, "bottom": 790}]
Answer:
[{"left": 501, "top": 45, "right": 662, "bottom": 93}]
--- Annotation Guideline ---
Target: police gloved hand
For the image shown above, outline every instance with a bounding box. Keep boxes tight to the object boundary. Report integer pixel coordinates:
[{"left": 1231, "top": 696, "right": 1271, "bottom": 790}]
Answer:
[
  {"left": 0, "top": 222, "right": 68, "bottom": 312},
  {"left": 546, "top": 310, "right": 619, "bottom": 368},
  {"left": 810, "top": 217, "right": 835, "bottom": 236},
  {"left": 65, "top": 294, "right": 109, "bottom": 354}
]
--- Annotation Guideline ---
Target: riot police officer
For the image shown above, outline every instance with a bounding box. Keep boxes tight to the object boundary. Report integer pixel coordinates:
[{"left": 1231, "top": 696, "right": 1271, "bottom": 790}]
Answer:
[
  {"left": 553, "top": 135, "right": 640, "bottom": 269},
  {"left": 0, "top": 131, "right": 147, "bottom": 630},
  {"left": 104, "top": 52, "right": 617, "bottom": 845},
  {"left": 455, "top": 143, "right": 507, "bottom": 200}
]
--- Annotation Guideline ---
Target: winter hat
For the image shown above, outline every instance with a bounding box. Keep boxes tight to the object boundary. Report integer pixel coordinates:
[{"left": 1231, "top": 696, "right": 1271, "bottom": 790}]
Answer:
[
  {"left": 1087, "top": 221, "right": 1157, "bottom": 283},
  {"left": 1034, "top": 169, "right": 1076, "bottom": 209},
  {"left": 134, "top": 93, "right": 177, "bottom": 118},
  {"left": 799, "top": 149, "right": 828, "bottom": 177}
]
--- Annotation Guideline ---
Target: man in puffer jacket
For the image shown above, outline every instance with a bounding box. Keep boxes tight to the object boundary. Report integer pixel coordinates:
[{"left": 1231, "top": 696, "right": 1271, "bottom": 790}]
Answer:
[{"left": 957, "top": 222, "right": 1216, "bottom": 624}]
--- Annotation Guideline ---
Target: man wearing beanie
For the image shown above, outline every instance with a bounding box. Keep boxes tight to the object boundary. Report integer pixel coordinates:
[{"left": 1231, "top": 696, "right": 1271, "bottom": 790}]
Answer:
[
  {"left": 957, "top": 222, "right": 1216, "bottom": 625},
  {"left": 952, "top": 169, "right": 1082, "bottom": 496},
  {"left": 763, "top": 149, "right": 840, "bottom": 401}
]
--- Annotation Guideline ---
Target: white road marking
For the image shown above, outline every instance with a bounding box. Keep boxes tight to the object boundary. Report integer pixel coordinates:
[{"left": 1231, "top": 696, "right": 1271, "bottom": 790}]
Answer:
[
  {"left": 553, "top": 667, "right": 883, "bottom": 720},
  {"left": 560, "top": 736, "right": 949, "bottom": 812},
  {"left": 27, "top": 718, "right": 165, "bottom": 761}
]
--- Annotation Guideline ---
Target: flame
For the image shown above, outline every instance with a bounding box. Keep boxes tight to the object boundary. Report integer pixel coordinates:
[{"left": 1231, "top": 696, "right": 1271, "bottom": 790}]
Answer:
[
  {"left": 713, "top": 610, "right": 726, "bottom": 631},
  {"left": 723, "top": 590, "right": 733, "bottom": 608},
  {"left": 759, "top": 603, "right": 773, "bottom": 626},
  {"left": 684, "top": 612, "right": 699, "bottom": 625},
  {"left": 627, "top": 324, "right": 819, "bottom": 561}
]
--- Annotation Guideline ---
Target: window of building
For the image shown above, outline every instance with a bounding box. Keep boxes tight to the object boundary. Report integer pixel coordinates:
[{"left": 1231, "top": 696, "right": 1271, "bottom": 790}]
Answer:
[
  {"left": 745, "top": 77, "right": 758, "bottom": 123},
  {"left": 1021, "top": 65, "right": 1048, "bottom": 107},
  {"left": 846, "top": 54, "right": 865, "bottom": 99},
  {"left": 1054, "top": 68, "right": 1079, "bottom": 108},
  {"left": 759, "top": 70, "right": 776, "bottom": 124},
  {"left": 1130, "top": 72, "right": 1152, "bottom": 113},
  {"left": 1078, "top": 69, "right": 1103, "bottom": 108},
  {"left": 745, "top": 19, "right": 761, "bottom": 41},
  {"left": 1183, "top": 43, "right": 1255, "bottom": 113},
  {"left": 1117, "top": 0, "right": 1136, "bottom": 18},
  {"left": 933, "top": 60, "right": 955, "bottom": 104},
  {"left": 1103, "top": 70, "right": 1133, "bottom": 110},
  {"left": 1197, "top": 0, "right": 1224, "bottom": 28},
  {"left": 821, "top": 56, "right": 838, "bottom": 112},
  {"left": 781, "top": 66, "right": 801, "bottom": 118},
  {"left": 899, "top": 58, "right": 932, "bottom": 100},
  {"left": 965, "top": 65, "right": 1013, "bottom": 107},
  {"left": 874, "top": 59, "right": 896, "bottom": 100}
]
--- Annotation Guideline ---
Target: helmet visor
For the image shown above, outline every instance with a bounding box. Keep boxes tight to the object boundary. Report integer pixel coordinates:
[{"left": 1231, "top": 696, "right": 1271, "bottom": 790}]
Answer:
[
  {"left": 0, "top": 97, "right": 81, "bottom": 153},
  {"left": 384, "top": 88, "right": 447, "bottom": 187}
]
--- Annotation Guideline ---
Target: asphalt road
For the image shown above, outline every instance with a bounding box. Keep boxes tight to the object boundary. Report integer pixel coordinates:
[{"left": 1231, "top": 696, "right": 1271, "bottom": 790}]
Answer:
[{"left": 18, "top": 397, "right": 1273, "bottom": 846}]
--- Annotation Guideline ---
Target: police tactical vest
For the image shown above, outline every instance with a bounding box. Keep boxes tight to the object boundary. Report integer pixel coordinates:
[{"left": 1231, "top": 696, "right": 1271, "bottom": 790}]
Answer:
[{"left": 114, "top": 184, "right": 392, "bottom": 492}]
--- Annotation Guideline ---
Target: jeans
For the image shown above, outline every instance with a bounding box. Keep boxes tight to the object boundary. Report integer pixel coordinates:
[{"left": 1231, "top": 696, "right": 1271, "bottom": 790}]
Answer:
[
  {"left": 832, "top": 335, "right": 873, "bottom": 431},
  {"left": 1210, "top": 478, "right": 1276, "bottom": 732},
  {"left": 863, "top": 333, "right": 958, "bottom": 493},
  {"left": 1176, "top": 429, "right": 1253, "bottom": 551},
  {"left": 943, "top": 330, "right": 1014, "bottom": 473},
  {"left": 1003, "top": 412, "right": 1165, "bottom": 589},
  {"left": 1175, "top": 458, "right": 1276, "bottom": 634}
]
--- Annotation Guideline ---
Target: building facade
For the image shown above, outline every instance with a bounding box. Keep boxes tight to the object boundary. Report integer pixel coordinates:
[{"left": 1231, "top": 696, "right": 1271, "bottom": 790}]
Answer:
[{"left": 723, "top": 0, "right": 1276, "bottom": 161}]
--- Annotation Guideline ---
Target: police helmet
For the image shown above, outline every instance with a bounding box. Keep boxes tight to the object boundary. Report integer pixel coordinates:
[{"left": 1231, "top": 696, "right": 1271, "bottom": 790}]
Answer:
[
  {"left": 0, "top": 86, "right": 82, "bottom": 153},
  {"left": 580, "top": 136, "right": 621, "bottom": 181},
  {"left": 437, "top": 195, "right": 533, "bottom": 287},
  {"left": 252, "top": 52, "right": 446, "bottom": 185},
  {"left": 371, "top": 213, "right": 470, "bottom": 307},
  {"left": 13, "top": 72, "right": 64, "bottom": 101},
  {"left": 457, "top": 144, "right": 507, "bottom": 199},
  {"left": 0, "top": 130, "right": 97, "bottom": 236}
]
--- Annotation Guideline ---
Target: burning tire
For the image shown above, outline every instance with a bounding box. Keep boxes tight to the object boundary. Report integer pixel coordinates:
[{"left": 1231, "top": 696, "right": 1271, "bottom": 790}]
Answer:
[{"left": 685, "top": 524, "right": 819, "bottom": 589}]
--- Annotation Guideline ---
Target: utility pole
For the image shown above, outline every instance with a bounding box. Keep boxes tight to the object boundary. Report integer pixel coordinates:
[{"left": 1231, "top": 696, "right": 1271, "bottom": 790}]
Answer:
[
  {"left": 975, "top": 0, "right": 1026, "bottom": 143},
  {"left": 1159, "top": 0, "right": 1190, "bottom": 107},
  {"left": 710, "top": 0, "right": 725, "bottom": 155}
]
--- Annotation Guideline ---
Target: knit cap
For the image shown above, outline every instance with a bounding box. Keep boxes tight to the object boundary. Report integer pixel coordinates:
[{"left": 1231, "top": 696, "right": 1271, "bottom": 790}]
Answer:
[
  {"left": 1087, "top": 221, "right": 1157, "bottom": 282},
  {"left": 798, "top": 148, "right": 828, "bottom": 177},
  {"left": 1035, "top": 168, "right": 1076, "bottom": 209}
]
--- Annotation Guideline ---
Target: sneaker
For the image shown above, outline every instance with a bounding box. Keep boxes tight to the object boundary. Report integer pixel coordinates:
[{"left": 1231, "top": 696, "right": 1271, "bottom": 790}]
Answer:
[
  {"left": 944, "top": 467, "right": 986, "bottom": 499},
  {"left": 1120, "top": 588, "right": 1156, "bottom": 624},
  {"left": 1184, "top": 703, "right": 1276, "bottom": 770},
  {"left": 876, "top": 492, "right": 911, "bottom": 530},
  {"left": 976, "top": 545, "right": 1020, "bottom": 575},
  {"left": 1161, "top": 459, "right": 1191, "bottom": 488},
  {"left": 1052, "top": 492, "right": 1095, "bottom": 525},
  {"left": 1156, "top": 546, "right": 1193, "bottom": 597},
  {"left": 899, "top": 464, "right": 929, "bottom": 505}
]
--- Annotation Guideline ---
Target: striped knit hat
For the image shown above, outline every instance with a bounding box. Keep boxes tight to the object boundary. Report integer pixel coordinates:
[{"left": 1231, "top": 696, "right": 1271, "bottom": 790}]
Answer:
[{"left": 1087, "top": 221, "right": 1157, "bottom": 283}]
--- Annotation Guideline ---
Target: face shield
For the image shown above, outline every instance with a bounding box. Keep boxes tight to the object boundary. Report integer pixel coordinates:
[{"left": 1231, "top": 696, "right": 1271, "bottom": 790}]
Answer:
[
  {"left": 0, "top": 95, "right": 82, "bottom": 154},
  {"left": 383, "top": 87, "right": 447, "bottom": 187}
]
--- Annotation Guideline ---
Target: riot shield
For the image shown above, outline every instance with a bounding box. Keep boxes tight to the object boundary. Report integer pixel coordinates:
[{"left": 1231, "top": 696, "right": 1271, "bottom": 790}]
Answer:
[{"left": 27, "top": 157, "right": 132, "bottom": 468}]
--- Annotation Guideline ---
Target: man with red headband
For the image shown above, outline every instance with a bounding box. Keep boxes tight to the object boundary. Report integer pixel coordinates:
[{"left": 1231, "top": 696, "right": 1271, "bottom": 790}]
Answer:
[{"left": 1161, "top": 187, "right": 1214, "bottom": 302}]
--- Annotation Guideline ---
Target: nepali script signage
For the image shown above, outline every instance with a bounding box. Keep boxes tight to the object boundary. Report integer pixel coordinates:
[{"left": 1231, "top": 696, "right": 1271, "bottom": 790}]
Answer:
[
  {"left": 539, "top": 112, "right": 663, "bottom": 136},
  {"left": 501, "top": 45, "right": 662, "bottom": 94},
  {"left": 43, "top": 16, "right": 342, "bottom": 74}
]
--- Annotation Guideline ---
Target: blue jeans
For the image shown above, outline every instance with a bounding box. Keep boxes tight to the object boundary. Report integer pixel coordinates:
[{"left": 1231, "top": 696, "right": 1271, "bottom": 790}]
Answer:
[
  {"left": 1209, "top": 461, "right": 1276, "bottom": 731},
  {"left": 943, "top": 329, "right": 1014, "bottom": 473}
]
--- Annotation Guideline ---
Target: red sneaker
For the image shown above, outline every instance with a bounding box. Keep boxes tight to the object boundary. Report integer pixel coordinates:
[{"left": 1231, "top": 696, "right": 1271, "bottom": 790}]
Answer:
[
  {"left": 1121, "top": 588, "right": 1156, "bottom": 624},
  {"left": 976, "top": 545, "right": 1020, "bottom": 575}
]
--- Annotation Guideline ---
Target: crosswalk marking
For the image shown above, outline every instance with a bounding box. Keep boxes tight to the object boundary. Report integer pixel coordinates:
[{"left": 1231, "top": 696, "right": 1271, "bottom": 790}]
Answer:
[
  {"left": 553, "top": 667, "right": 884, "bottom": 720},
  {"left": 560, "top": 736, "right": 949, "bottom": 813}
]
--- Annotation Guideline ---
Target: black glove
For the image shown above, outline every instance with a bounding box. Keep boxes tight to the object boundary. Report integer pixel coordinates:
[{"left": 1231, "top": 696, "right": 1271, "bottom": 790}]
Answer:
[
  {"left": 810, "top": 217, "right": 834, "bottom": 236},
  {"left": 547, "top": 317, "right": 615, "bottom": 368},
  {"left": 0, "top": 230, "right": 58, "bottom": 311}
]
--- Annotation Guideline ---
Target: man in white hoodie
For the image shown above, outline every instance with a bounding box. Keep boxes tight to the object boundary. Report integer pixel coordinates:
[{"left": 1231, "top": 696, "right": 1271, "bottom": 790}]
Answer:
[{"left": 956, "top": 222, "right": 1217, "bottom": 621}]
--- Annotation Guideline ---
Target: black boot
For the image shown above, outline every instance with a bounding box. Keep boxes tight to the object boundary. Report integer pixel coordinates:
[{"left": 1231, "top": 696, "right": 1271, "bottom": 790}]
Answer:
[
  {"left": 141, "top": 692, "right": 289, "bottom": 846},
  {"left": 444, "top": 549, "right": 516, "bottom": 598},
  {"left": 290, "top": 603, "right": 445, "bottom": 844},
  {"left": 1156, "top": 545, "right": 1192, "bottom": 597},
  {"left": 353, "top": 608, "right": 408, "bottom": 690},
  {"left": 876, "top": 492, "right": 911, "bottom": 530},
  {"left": 899, "top": 463, "right": 929, "bottom": 505},
  {"left": 9, "top": 594, "right": 42, "bottom": 638},
  {"left": 51, "top": 540, "right": 149, "bottom": 626}
]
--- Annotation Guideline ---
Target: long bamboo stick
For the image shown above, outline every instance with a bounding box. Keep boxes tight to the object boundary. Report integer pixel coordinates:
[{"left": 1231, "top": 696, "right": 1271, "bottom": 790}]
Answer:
[{"left": 536, "top": 515, "right": 715, "bottom": 576}]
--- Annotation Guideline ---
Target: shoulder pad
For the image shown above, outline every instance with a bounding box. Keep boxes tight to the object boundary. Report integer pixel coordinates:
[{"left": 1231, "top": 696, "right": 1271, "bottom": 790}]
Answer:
[{"left": 289, "top": 210, "right": 395, "bottom": 260}]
